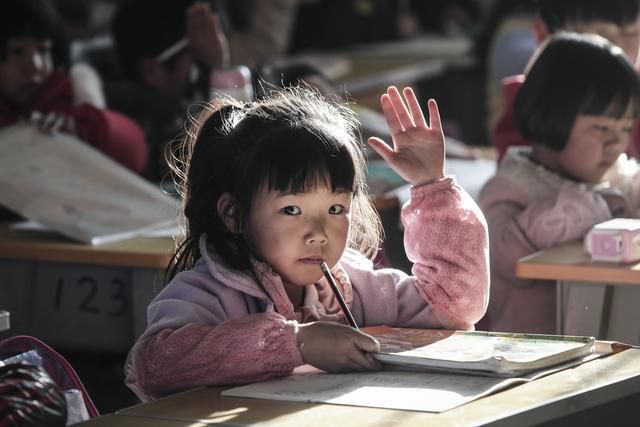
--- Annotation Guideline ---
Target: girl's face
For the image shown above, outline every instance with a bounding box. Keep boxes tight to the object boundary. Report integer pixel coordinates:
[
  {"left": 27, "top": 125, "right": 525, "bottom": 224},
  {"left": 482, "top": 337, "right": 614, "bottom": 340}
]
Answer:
[
  {"left": 244, "top": 184, "right": 352, "bottom": 302},
  {"left": 0, "top": 37, "right": 53, "bottom": 107},
  {"left": 556, "top": 113, "right": 634, "bottom": 183}
]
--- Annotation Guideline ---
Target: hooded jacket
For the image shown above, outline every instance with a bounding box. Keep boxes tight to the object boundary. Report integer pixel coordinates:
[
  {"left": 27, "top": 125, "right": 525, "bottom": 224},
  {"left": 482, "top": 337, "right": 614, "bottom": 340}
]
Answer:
[{"left": 125, "top": 177, "right": 490, "bottom": 401}]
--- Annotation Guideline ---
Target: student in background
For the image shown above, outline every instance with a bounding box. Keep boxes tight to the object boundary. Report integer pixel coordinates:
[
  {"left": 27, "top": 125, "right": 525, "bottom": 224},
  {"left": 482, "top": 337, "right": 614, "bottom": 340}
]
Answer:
[
  {"left": 108, "top": 0, "right": 229, "bottom": 182},
  {"left": 492, "top": 0, "right": 640, "bottom": 162},
  {"left": 0, "top": 0, "right": 148, "bottom": 174},
  {"left": 124, "top": 84, "right": 489, "bottom": 401},
  {"left": 478, "top": 33, "right": 640, "bottom": 334}
]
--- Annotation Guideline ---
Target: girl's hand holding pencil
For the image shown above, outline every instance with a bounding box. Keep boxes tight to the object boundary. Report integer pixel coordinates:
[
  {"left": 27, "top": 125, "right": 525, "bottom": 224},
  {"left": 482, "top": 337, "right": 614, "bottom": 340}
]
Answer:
[
  {"left": 368, "top": 86, "right": 445, "bottom": 187},
  {"left": 296, "top": 321, "right": 381, "bottom": 372}
]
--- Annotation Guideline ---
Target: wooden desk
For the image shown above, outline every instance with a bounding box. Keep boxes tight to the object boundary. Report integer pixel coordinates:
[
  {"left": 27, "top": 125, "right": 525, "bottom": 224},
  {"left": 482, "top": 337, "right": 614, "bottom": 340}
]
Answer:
[
  {"left": 76, "top": 414, "right": 207, "bottom": 426},
  {"left": 517, "top": 241, "right": 640, "bottom": 343},
  {"left": 114, "top": 349, "right": 640, "bottom": 426},
  {"left": 0, "top": 223, "right": 174, "bottom": 352}
]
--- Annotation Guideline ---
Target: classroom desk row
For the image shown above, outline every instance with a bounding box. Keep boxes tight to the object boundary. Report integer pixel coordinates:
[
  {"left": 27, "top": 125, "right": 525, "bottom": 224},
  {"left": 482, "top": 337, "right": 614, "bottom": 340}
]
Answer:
[{"left": 77, "top": 348, "right": 640, "bottom": 426}]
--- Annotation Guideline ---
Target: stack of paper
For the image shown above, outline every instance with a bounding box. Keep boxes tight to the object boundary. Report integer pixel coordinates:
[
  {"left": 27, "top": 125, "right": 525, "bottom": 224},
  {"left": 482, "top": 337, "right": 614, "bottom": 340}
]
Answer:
[{"left": 0, "top": 124, "right": 179, "bottom": 244}]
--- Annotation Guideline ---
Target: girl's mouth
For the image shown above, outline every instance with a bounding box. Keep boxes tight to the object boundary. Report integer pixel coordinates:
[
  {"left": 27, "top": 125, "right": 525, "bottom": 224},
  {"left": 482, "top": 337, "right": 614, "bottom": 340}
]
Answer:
[{"left": 299, "top": 257, "right": 324, "bottom": 264}]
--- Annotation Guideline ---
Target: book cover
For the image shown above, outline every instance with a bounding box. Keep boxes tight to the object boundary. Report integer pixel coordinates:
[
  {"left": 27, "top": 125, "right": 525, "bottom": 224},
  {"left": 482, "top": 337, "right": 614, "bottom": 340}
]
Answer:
[{"left": 364, "top": 326, "right": 595, "bottom": 377}]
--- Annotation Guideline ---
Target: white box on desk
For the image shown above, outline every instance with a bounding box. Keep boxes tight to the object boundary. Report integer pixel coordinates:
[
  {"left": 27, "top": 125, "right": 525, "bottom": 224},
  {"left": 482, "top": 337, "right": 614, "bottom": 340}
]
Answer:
[{"left": 584, "top": 218, "right": 640, "bottom": 263}]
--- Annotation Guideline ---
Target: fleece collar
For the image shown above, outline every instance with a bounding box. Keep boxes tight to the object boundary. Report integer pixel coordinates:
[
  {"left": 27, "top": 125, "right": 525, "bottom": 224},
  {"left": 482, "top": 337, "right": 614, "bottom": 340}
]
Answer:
[{"left": 198, "top": 234, "right": 354, "bottom": 323}]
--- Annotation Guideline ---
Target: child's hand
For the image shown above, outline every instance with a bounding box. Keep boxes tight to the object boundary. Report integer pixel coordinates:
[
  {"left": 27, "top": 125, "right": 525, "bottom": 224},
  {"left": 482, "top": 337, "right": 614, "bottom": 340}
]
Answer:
[
  {"left": 186, "top": 2, "right": 229, "bottom": 68},
  {"left": 30, "top": 111, "right": 76, "bottom": 136},
  {"left": 368, "top": 86, "right": 445, "bottom": 187},
  {"left": 296, "top": 321, "right": 381, "bottom": 372}
]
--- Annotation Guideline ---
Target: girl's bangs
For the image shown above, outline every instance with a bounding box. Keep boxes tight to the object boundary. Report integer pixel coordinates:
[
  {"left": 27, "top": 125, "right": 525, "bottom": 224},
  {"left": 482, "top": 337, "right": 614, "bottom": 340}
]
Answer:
[
  {"left": 579, "top": 67, "right": 640, "bottom": 119},
  {"left": 251, "top": 127, "right": 356, "bottom": 195}
]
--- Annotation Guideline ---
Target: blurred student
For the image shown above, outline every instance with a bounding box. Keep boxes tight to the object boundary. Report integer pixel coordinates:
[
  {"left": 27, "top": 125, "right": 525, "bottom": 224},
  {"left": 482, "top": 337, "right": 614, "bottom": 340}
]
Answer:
[
  {"left": 478, "top": 33, "right": 640, "bottom": 334},
  {"left": 108, "top": 0, "right": 228, "bottom": 182},
  {"left": 492, "top": 0, "right": 640, "bottom": 162},
  {"left": 0, "top": 0, "right": 148, "bottom": 174}
]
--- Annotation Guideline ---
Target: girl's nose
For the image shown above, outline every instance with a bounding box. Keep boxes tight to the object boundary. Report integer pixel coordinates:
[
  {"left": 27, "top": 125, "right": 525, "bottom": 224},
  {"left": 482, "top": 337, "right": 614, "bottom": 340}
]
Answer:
[{"left": 304, "top": 219, "right": 328, "bottom": 246}]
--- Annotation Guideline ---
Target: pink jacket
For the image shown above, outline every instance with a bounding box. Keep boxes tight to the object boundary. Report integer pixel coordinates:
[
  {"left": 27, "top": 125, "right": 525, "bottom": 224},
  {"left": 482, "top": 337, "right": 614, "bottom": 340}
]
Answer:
[
  {"left": 125, "top": 178, "right": 489, "bottom": 401},
  {"left": 477, "top": 147, "right": 626, "bottom": 334}
]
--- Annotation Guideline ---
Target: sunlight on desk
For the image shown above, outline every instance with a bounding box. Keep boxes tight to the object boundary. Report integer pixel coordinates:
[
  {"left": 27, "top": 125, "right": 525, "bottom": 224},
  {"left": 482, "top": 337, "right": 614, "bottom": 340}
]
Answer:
[
  {"left": 203, "top": 407, "right": 248, "bottom": 423},
  {"left": 113, "top": 349, "right": 640, "bottom": 426}
]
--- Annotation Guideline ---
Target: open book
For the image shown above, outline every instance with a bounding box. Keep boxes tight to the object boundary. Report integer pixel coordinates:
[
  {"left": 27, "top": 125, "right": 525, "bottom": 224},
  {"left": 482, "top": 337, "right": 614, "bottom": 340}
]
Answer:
[
  {"left": 366, "top": 326, "right": 596, "bottom": 377},
  {"left": 0, "top": 124, "right": 179, "bottom": 244}
]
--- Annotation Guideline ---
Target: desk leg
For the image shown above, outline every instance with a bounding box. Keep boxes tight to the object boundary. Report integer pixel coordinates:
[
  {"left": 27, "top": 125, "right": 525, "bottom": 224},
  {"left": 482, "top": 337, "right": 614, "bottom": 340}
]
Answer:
[
  {"left": 599, "top": 285, "right": 614, "bottom": 339},
  {"left": 557, "top": 281, "right": 565, "bottom": 335}
]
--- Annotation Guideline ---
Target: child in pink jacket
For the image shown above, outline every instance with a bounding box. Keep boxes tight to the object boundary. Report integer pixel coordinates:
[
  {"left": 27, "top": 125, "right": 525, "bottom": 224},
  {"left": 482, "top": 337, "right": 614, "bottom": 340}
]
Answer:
[
  {"left": 478, "top": 32, "right": 640, "bottom": 334},
  {"left": 125, "top": 85, "right": 489, "bottom": 401}
]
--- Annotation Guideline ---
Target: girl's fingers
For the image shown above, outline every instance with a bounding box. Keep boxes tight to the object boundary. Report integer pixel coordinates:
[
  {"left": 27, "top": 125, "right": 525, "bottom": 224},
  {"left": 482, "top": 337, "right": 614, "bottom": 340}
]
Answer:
[
  {"left": 368, "top": 136, "right": 394, "bottom": 162},
  {"left": 427, "top": 99, "right": 442, "bottom": 133},
  {"left": 380, "top": 94, "right": 403, "bottom": 136},
  {"left": 403, "top": 87, "right": 427, "bottom": 128},
  {"left": 387, "top": 86, "right": 415, "bottom": 130},
  {"left": 348, "top": 349, "right": 378, "bottom": 371}
]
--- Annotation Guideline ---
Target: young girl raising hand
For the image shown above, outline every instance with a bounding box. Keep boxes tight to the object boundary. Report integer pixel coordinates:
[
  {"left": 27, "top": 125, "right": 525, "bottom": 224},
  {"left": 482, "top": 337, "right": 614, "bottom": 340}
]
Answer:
[{"left": 126, "top": 85, "right": 489, "bottom": 401}]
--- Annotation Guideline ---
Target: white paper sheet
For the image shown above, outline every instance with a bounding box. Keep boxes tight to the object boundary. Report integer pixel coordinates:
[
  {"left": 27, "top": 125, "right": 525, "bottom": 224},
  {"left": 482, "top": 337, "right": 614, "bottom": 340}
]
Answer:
[
  {"left": 222, "top": 353, "right": 603, "bottom": 413},
  {"left": 0, "top": 124, "right": 179, "bottom": 244}
]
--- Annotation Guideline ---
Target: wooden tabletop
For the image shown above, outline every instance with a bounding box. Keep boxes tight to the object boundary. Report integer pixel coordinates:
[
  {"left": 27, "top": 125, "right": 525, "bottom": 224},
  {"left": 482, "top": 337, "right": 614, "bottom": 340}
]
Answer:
[
  {"left": 516, "top": 240, "right": 640, "bottom": 285},
  {"left": 0, "top": 222, "right": 174, "bottom": 268},
  {"left": 76, "top": 414, "right": 208, "bottom": 426},
  {"left": 116, "top": 349, "right": 640, "bottom": 426}
]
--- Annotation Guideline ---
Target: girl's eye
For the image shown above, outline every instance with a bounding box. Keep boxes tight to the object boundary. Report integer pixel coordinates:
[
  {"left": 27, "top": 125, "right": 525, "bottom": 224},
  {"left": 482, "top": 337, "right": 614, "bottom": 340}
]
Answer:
[
  {"left": 595, "top": 125, "right": 609, "bottom": 133},
  {"left": 329, "top": 204, "right": 345, "bottom": 215},
  {"left": 282, "top": 206, "right": 301, "bottom": 215}
]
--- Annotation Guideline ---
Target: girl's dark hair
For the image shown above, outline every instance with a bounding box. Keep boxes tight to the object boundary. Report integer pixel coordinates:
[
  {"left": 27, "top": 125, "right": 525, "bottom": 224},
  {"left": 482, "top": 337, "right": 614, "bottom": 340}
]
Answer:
[
  {"left": 166, "top": 85, "right": 382, "bottom": 281},
  {"left": 0, "top": 0, "right": 68, "bottom": 68},
  {"left": 515, "top": 32, "right": 640, "bottom": 151},
  {"left": 537, "top": 0, "right": 640, "bottom": 32}
]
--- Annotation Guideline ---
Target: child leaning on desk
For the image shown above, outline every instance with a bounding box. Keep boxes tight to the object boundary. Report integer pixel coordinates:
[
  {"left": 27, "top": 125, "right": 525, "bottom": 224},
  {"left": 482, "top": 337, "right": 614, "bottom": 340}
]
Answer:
[
  {"left": 125, "top": 85, "right": 489, "bottom": 401},
  {"left": 477, "top": 32, "right": 640, "bottom": 335}
]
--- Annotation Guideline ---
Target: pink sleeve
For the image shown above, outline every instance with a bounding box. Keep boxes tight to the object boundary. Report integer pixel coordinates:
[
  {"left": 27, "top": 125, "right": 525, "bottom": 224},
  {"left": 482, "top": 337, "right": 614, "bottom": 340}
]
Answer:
[
  {"left": 514, "top": 182, "right": 611, "bottom": 248},
  {"left": 132, "top": 312, "right": 303, "bottom": 399},
  {"left": 481, "top": 178, "right": 611, "bottom": 289},
  {"left": 400, "top": 178, "right": 489, "bottom": 330}
]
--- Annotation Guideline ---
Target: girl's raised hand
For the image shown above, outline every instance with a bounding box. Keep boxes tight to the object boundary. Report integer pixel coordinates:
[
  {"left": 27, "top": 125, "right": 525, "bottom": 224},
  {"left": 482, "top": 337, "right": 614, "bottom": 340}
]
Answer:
[{"left": 368, "top": 86, "right": 445, "bottom": 186}]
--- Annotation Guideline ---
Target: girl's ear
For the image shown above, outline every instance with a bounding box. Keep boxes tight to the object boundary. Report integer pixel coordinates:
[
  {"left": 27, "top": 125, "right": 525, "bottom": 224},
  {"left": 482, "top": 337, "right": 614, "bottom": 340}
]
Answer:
[{"left": 217, "top": 193, "right": 239, "bottom": 233}]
